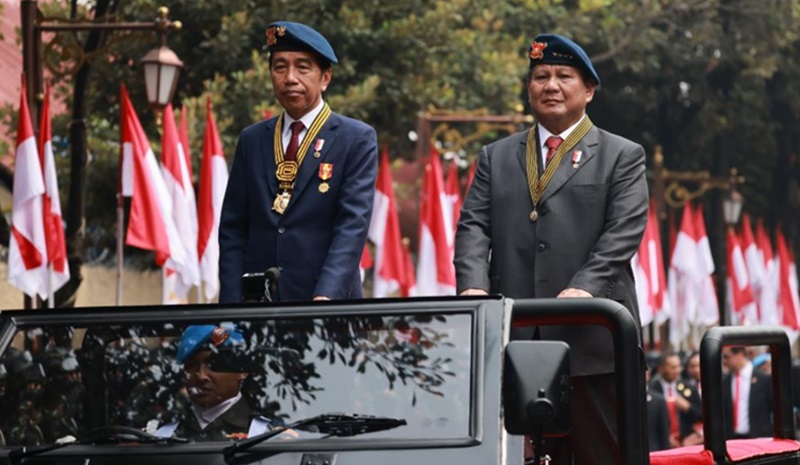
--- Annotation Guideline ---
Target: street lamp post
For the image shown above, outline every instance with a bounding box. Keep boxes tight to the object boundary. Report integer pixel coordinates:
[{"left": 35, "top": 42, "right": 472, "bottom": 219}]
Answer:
[{"left": 19, "top": 1, "right": 183, "bottom": 308}]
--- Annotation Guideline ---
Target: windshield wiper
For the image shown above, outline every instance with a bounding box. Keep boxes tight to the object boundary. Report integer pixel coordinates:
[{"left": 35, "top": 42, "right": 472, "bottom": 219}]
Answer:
[
  {"left": 223, "top": 413, "right": 407, "bottom": 460},
  {"left": 8, "top": 426, "right": 187, "bottom": 463}
]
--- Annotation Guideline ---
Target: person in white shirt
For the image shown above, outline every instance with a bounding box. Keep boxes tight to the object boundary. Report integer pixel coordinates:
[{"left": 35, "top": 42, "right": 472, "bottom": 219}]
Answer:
[{"left": 722, "top": 346, "right": 773, "bottom": 438}]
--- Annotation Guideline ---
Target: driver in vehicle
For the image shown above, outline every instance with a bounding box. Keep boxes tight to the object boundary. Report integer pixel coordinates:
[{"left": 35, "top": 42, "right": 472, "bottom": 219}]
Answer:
[{"left": 154, "top": 325, "right": 271, "bottom": 441}]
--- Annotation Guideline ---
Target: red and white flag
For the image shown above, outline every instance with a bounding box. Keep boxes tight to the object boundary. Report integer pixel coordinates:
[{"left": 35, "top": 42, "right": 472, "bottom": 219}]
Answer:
[
  {"left": 119, "top": 85, "right": 188, "bottom": 273},
  {"left": 38, "top": 84, "right": 70, "bottom": 295},
  {"left": 400, "top": 238, "right": 417, "bottom": 297},
  {"left": 633, "top": 201, "right": 670, "bottom": 327},
  {"left": 416, "top": 148, "right": 455, "bottom": 295},
  {"left": 197, "top": 98, "right": 229, "bottom": 301},
  {"left": 445, "top": 160, "right": 462, "bottom": 239},
  {"left": 739, "top": 214, "right": 764, "bottom": 297},
  {"left": 756, "top": 221, "right": 780, "bottom": 326},
  {"left": 160, "top": 103, "right": 200, "bottom": 302},
  {"left": 368, "top": 147, "right": 406, "bottom": 297},
  {"left": 8, "top": 78, "right": 48, "bottom": 298},
  {"left": 693, "top": 205, "right": 719, "bottom": 327},
  {"left": 727, "top": 228, "right": 757, "bottom": 325},
  {"left": 178, "top": 105, "right": 194, "bottom": 181},
  {"left": 776, "top": 228, "right": 800, "bottom": 335}
]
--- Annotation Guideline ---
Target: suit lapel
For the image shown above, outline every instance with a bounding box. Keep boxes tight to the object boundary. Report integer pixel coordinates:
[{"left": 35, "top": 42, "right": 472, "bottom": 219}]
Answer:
[
  {"left": 539, "top": 126, "right": 598, "bottom": 205},
  {"left": 261, "top": 118, "right": 279, "bottom": 198},
  {"left": 514, "top": 132, "right": 528, "bottom": 174},
  {"left": 286, "top": 113, "right": 340, "bottom": 209}
]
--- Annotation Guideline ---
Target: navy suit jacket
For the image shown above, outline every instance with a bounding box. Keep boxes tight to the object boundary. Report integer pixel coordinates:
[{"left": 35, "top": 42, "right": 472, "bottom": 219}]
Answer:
[{"left": 218, "top": 111, "right": 378, "bottom": 303}]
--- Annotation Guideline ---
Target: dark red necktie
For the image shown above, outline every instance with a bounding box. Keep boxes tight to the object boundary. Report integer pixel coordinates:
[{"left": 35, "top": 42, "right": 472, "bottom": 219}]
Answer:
[
  {"left": 285, "top": 121, "right": 305, "bottom": 161},
  {"left": 545, "top": 135, "right": 563, "bottom": 167}
]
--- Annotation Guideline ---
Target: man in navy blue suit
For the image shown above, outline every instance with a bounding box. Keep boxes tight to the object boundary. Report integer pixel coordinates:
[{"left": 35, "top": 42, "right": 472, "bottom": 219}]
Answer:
[{"left": 219, "top": 21, "right": 378, "bottom": 303}]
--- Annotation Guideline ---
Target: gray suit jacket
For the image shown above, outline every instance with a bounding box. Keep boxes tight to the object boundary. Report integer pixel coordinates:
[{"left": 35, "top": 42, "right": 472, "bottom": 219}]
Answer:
[{"left": 454, "top": 124, "right": 648, "bottom": 376}]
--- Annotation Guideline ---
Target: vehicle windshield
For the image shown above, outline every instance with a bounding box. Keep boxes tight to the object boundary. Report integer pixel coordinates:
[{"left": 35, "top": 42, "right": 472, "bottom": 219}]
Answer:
[{"left": 0, "top": 310, "right": 473, "bottom": 446}]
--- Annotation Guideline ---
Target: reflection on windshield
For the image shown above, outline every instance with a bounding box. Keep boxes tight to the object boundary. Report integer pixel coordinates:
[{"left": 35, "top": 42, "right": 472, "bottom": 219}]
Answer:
[{"left": 0, "top": 312, "right": 472, "bottom": 446}]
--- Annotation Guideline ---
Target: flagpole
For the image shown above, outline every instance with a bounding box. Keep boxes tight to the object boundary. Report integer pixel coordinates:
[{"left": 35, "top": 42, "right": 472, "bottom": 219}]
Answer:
[{"left": 116, "top": 192, "right": 124, "bottom": 306}]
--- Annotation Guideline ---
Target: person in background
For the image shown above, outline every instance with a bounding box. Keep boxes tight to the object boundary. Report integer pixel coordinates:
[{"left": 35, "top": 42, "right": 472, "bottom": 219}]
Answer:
[
  {"left": 722, "top": 346, "right": 772, "bottom": 439},
  {"left": 649, "top": 352, "right": 702, "bottom": 447},
  {"left": 646, "top": 366, "right": 670, "bottom": 452},
  {"left": 219, "top": 21, "right": 378, "bottom": 303}
]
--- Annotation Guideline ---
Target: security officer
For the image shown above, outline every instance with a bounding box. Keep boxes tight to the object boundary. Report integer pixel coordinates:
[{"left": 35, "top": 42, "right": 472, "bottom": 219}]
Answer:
[
  {"left": 155, "top": 325, "right": 270, "bottom": 441},
  {"left": 219, "top": 21, "right": 378, "bottom": 303}
]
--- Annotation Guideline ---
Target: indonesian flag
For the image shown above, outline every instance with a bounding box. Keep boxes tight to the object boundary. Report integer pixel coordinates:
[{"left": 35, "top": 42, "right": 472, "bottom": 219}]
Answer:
[
  {"left": 38, "top": 84, "right": 70, "bottom": 293},
  {"left": 693, "top": 204, "right": 719, "bottom": 327},
  {"left": 401, "top": 238, "right": 417, "bottom": 297},
  {"left": 359, "top": 244, "right": 373, "bottom": 282},
  {"left": 633, "top": 201, "right": 670, "bottom": 327},
  {"left": 197, "top": 97, "right": 229, "bottom": 301},
  {"left": 7, "top": 77, "right": 48, "bottom": 298},
  {"left": 727, "top": 228, "right": 757, "bottom": 325},
  {"left": 416, "top": 149, "right": 456, "bottom": 295},
  {"left": 160, "top": 103, "right": 200, "bottom": 301},
  {"left": 739, "top": 213, "right": 764, "bottom": 319},
  {"left": 368, "top": 147, "right": 406, "bottom": 297},
  {"left": 756, "top": 220, "right": 780, "bottom": 326},
  {"left": 445, "top": 160, "right": 462, "bottom": 239},
  {"left": 776, "top": 228, "right": 800, "bottom": 333},
  {"left": 119, "top": 85, "right": 188, "bottom": 273}
]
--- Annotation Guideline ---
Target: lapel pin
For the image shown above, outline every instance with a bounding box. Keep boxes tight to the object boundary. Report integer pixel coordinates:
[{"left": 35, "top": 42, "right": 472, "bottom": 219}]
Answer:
[
  {"left": 572, "top": 150, "right": 582, "bottom": 169},
  {"left": 313, "top": 138, "right": 325, "bottom": 158}
]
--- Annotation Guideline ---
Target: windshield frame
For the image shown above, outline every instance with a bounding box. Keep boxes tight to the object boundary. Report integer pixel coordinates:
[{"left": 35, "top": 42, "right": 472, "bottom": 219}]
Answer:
[{"left": 0, "top": 296, "right": 499, "bottom": 457}]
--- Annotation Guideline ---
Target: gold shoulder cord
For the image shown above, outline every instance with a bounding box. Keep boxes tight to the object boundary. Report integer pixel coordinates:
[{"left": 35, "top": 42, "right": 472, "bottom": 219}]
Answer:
[
  {"left": 524, "top": 116, "right": 593, "bottom": 221},
  {"left": 271, "top": 104, "right": 332, "bottom": 214}
]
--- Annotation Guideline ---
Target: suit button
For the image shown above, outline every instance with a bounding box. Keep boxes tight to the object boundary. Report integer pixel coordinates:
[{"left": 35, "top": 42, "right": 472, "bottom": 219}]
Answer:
[
  {"left": 537, "top": 242, "right": 547, "bottom": 252},
  {"left": 278, "top": 226, "right": 286, "bottom": 234}
]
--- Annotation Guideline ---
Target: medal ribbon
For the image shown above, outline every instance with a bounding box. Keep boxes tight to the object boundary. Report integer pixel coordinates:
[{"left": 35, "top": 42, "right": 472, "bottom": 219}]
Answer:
[
  {"left": 273, "top": 103, "right": 332, "bottom": 188},
  {"left": 525, "top": 115, "right": 593, "bottom": 207}
]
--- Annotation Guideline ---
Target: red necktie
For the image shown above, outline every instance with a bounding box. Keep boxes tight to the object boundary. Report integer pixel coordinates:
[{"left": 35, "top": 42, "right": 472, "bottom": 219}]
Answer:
[
  {"left": 285, "top": 121, "right": 305, "bottom": 161},
  {"left": 667, "top": 385, "right": 679, "bottom": 436},
  {"left": 544, "top": 135, "right": 564, "bottom": 167},
  {"left": 733, "top": 373, "right": 741, "bottom": 431}
]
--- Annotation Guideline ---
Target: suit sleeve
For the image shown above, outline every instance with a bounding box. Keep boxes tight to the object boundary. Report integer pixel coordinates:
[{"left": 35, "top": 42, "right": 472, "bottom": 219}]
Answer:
[
  {"left": 218, "top": 133, "right": 250, "bottom": 303},
  {"left": 454, "top": 145, "right": 492, "bottom": 293},
  {"left": 313, "top": 124, "right": 378, "bottom": 299},
  {"left": 567, "top": 143, "right": 648, "bottom": 295}
]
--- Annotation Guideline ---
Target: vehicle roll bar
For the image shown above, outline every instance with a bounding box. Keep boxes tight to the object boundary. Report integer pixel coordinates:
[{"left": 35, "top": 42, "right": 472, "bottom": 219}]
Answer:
[
  {"left": 700, "top": 326, "right": 795, "bottom": 463},
  {"left": 511, "top": 298, "right": 647, "bottom": 465}
]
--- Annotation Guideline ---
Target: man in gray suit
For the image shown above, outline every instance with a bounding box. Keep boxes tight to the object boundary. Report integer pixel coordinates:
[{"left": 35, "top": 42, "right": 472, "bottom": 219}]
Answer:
[{"left": 454, "top": 33, "right": 648, "bottom": 465}]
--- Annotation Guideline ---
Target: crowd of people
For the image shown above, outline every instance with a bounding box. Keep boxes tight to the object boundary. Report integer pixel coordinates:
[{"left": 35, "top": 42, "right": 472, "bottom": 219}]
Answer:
[{"left": 645, "top": 347, "right": 776, "bottom": 452}]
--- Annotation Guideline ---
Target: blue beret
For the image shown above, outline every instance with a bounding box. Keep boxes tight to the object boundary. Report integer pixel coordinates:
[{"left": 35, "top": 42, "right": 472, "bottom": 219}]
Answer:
[
  {"left": 528, "top": 33, "right": 600, "bottom": 86},
  {"left": 177, "top": 324, "right": 245, "bottom": 364},
  {"left": 266, "top": 21, "right": 338, "bottom": 65}
]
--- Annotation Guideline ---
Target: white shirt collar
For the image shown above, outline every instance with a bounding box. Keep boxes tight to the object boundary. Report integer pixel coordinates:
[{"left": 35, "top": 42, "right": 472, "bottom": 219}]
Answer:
[
  {"left": 191, "top": 392, "right": 243, "bottom": 430},
  {"left": 283, "top": 99, "right": 325, "bottom": 136},
  {"left": 537, "top": 114, "right": 586, "bottom": 152}
]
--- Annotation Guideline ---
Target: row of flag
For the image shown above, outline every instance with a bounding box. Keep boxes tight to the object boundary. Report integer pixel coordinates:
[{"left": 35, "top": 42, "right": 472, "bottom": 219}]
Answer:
[
  {"left": 8, "top": 78, "right": 229, "bottom": 304},
  {"left": 361, "top": 148, "right": 475, "bottom": 298},
  {"left": 119, "top": 85, "right": 228, "bottom": 303},
  {"left": 634, "top": 200, "right": 800, "bottom": 346}
]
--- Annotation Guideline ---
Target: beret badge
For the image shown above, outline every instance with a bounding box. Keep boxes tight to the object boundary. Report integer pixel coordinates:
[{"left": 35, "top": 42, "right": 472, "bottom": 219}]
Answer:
[
  {"left": 529, "top": 41, "right": 547, "bottom": 60},
  {"left": 266, "top": 25, "right": 287, "bottom": 46},
  {"left": 211, "top": 326, "right": 230, "bottom": 347}
]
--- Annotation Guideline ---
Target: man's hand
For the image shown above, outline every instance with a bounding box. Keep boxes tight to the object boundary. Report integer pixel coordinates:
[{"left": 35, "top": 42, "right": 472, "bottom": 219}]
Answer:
[
  {"left": 675, "top": 396, "right": 691, "bottom": 412},
  {"left": 557, "top": 288, "right": 592, "bottom": 298},
  {"left": 313, "top": 296, "right": 330, "bottom": 301},
  {"left": 460, "top": 288, "right": 488, "bottom": 296}
]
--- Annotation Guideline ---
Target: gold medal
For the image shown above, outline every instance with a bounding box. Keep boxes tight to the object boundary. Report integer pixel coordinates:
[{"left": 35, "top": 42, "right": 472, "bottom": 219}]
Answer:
[
  {"left": 529, "top": 209, "right": 538, "bottom": 222},
  {"left": 314, "top": 151, "right": 321, "bottom": 158},
  {"left": 319, "top": 182, "right": 330, "bottom": 193},
  {"left": 683, "top": 389, "right": 691, "bottom": 397},
  {"left": 272, "top": 191, "right": 291, "bottom": 214},
  {"left": 276, "top": 161, "right": 298, "bottom": 182}
]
